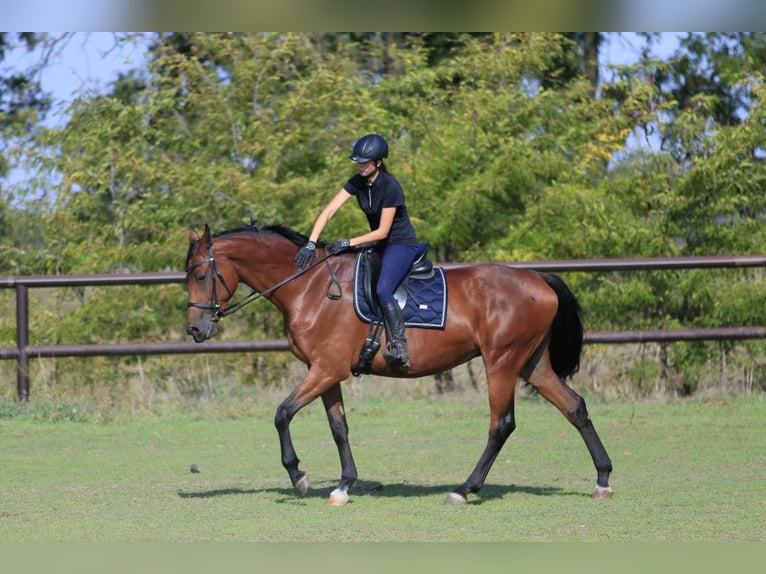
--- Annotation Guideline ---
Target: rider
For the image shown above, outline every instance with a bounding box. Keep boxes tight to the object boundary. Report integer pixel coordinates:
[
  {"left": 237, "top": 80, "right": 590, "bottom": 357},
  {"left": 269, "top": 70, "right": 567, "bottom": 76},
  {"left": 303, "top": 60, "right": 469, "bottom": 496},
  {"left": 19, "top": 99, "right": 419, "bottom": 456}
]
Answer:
[{"left": 294, "top": 133, "right": 419, "bottom": 371}]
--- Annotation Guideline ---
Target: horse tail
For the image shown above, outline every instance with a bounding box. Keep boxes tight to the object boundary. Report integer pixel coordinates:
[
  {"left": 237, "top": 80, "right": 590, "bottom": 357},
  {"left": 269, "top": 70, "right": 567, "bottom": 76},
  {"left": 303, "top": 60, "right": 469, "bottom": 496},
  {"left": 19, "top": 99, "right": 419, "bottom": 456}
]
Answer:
[{"left": 540, "top": 272, "right": 584, "bottom": 380}]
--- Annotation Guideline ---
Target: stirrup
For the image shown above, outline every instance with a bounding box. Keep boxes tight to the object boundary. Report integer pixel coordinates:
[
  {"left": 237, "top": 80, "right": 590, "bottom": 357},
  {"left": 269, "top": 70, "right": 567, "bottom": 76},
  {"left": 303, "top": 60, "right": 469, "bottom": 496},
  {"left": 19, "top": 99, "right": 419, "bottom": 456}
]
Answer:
[{"left": 383, "top": 341, "right": 409, "bottom": 370}]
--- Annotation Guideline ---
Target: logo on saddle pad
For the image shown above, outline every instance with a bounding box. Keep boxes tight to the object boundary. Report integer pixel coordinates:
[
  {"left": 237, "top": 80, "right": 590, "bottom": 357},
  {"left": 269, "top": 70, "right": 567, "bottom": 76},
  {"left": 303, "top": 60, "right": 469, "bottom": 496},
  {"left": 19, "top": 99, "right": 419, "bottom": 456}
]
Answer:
[{"left": 353, "top": 248, "right": 447, "bottom": 330}]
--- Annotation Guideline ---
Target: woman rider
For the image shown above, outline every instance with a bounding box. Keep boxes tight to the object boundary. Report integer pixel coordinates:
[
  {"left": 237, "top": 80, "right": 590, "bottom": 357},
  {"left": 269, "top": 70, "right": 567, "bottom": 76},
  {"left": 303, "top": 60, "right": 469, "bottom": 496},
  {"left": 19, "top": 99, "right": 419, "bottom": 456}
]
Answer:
[{"left": 294, "top": 134, "right": 419, "bottom": 371}]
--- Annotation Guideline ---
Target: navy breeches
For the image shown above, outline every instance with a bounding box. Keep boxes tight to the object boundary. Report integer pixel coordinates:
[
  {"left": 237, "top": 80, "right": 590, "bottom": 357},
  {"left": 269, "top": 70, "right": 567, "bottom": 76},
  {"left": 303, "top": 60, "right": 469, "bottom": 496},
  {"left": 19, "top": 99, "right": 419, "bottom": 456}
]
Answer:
[{"left": 375, "top": 244, "right": 418, "bottom": 306}]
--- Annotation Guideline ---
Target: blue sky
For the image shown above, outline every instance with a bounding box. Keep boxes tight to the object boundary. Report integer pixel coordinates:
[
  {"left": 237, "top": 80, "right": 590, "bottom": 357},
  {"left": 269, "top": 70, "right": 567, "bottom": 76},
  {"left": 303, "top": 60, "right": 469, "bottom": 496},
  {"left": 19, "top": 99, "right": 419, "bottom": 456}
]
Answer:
[{"left": 3, "top": 33, "right": 149, "bottom": 127}]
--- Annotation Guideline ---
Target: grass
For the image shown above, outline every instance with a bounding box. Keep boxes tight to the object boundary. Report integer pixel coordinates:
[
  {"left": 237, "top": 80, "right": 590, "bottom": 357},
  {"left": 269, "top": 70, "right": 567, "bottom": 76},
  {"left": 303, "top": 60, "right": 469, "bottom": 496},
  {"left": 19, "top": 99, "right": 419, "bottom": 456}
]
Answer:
[{"left": 0, "top": 391, "right": 764, "bottom": 542}]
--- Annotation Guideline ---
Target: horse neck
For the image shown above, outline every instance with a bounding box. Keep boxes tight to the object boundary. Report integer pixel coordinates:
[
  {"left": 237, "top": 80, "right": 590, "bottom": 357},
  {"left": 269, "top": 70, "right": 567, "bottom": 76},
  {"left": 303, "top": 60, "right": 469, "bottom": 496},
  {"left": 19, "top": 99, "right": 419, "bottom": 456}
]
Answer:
[
  {"left": 215, "top": 233, "right": 295, "bottom": 288},
  {"left": 213, "top": 232, "right": 352, "bottom": 317}
]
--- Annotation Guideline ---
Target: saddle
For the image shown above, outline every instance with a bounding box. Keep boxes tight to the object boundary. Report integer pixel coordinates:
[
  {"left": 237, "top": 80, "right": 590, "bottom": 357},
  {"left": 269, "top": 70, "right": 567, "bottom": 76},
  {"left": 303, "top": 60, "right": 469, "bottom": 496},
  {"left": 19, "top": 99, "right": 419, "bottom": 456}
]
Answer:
[
  {"left": 359, "top": 242, "right": 434, "bottom": 313},
  {"left": 353, "top": 243, "right": 446, "bottom": 376}
]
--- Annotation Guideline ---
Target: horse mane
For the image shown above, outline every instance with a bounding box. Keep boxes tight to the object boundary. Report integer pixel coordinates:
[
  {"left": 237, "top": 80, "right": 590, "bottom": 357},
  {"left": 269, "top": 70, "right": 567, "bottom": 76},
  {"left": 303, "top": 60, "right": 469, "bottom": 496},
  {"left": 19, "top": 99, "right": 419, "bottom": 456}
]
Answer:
[
  {"left": 212, "top": 220, "right": 325, "bottom": 247},
  {"left": 213, "top": 220, "right": 327, "bottom": 247},
  {"left": 186, "top": 220, "right": 324, "bottom": 268}
]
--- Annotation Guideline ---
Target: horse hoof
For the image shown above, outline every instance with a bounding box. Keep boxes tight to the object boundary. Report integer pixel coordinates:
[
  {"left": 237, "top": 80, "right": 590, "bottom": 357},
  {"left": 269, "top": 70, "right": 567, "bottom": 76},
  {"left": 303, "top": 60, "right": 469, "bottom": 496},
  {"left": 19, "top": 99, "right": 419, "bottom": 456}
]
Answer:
[
  {"left": 328, "top": 488, "right": 349, "bottom": 506},
  {"left": 294, "top": 473, "right": 310, "bottom": 498},
  {"left": 593, "top": 485, "right": 613, "bottom": 499},
  {"left": 444, "top": 492, "right": 468, "bottom": 506}
]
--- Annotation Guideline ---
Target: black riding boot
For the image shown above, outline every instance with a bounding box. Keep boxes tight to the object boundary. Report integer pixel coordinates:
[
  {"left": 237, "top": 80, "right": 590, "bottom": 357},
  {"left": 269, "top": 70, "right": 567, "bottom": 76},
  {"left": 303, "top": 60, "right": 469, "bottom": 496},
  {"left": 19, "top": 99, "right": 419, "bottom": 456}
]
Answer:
[{"left": 381, "top": 301, "right": 409, "bottom": 371}]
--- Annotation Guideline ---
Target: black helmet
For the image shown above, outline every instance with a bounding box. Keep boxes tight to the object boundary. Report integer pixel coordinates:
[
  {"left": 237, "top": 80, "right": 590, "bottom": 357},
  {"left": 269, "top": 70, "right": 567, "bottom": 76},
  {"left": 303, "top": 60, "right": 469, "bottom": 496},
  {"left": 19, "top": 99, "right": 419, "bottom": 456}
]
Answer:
[{"left": 349, "top": 133, "right": 389, "bottom": 162}]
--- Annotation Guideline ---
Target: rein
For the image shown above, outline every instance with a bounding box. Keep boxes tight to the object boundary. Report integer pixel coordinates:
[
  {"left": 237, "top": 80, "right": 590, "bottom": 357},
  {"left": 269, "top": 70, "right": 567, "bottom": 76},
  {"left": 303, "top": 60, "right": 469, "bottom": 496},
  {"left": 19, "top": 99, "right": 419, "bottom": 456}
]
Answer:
[{"left": 185, "top": 244, "right": 336, "bottom": 319}]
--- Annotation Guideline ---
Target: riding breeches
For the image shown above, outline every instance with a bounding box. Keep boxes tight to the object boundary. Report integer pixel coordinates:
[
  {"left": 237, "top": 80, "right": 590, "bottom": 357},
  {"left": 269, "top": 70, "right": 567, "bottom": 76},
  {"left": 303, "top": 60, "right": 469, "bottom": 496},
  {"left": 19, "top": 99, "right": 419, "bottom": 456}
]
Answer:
[{"left": 375, "top": 243, "right": 418, "bottom": 306}]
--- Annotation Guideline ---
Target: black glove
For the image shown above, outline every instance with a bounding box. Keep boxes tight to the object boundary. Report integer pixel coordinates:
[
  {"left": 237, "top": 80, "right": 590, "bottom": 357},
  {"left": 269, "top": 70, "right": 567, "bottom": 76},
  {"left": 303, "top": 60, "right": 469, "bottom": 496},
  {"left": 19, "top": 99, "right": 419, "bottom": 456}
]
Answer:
[
  {"left": 327, "top": 238, "right": 351, "bottom": 255},
  {"left": 295, "top": 241, "right": 316, "bottom": 269}
]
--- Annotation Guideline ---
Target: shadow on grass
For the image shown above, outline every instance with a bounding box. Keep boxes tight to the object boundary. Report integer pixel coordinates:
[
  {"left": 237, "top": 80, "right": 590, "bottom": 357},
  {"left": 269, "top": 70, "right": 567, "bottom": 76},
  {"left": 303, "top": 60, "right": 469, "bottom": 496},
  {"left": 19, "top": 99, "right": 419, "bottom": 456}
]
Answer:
[
  {"left": 176, "top": 480, "right": 589, "bottom": 503},
  {"left": 177, "top": 488, "right": 263, "bottom": 499}
]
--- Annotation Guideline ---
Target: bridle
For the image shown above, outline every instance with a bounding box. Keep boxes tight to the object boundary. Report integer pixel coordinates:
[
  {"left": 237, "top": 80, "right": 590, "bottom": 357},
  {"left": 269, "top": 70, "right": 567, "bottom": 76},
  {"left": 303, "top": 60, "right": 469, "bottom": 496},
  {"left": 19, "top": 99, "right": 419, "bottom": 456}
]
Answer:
[
  {"left": 185, "top": 242, "right": 336, "bottom": 320},
  {"left": 185, "top": 244, "right": 236, "bottom": 319}
]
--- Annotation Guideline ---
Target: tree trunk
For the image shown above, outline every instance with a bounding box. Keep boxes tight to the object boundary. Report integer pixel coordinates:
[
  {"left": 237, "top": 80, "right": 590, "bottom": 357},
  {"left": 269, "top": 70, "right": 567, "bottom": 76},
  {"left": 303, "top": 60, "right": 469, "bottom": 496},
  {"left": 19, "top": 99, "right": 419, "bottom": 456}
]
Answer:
[{"left": 583, "top": 32, "right": 601, "bottom": 95}]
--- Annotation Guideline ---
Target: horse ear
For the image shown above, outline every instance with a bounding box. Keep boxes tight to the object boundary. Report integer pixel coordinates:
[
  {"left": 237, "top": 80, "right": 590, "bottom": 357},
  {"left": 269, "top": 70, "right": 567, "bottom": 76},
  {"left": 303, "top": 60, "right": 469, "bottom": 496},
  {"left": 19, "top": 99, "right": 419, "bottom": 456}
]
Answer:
[
  {"left": 189, "top": 228, "right": 199, "bottom": 243},
  {"left": 202, "top": 223, "right": 212, "bottom": 245}
]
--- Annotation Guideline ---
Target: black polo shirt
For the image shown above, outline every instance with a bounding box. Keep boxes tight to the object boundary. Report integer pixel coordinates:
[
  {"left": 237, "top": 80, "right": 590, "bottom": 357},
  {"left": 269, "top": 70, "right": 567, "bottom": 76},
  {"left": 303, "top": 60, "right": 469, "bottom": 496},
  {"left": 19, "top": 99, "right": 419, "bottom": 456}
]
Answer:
[{"left": 343, "top": 171, "right": 418, "bottom": 247}]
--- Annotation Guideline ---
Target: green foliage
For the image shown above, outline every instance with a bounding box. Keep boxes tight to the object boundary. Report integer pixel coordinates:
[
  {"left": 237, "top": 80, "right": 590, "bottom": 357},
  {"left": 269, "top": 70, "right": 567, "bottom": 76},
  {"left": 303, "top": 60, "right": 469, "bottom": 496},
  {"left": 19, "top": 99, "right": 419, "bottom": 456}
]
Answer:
[{"left": 2, "top": 33, "right": 765, "bottom": 396}]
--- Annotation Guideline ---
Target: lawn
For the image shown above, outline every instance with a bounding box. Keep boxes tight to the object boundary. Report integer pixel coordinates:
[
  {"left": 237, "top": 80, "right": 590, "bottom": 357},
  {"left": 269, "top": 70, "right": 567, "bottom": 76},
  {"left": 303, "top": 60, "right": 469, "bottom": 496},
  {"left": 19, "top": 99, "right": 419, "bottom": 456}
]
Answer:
[{"left": 1, "top": 393, "right": 764, "bottom": 542}]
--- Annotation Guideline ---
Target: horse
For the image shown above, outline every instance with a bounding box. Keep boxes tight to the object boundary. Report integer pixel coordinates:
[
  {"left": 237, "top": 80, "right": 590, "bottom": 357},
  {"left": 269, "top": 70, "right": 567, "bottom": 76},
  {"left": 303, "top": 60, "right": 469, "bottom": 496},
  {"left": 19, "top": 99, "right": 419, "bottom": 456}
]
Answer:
[{"left": 184, "top": 222, "right": 613, "bottom": 505}]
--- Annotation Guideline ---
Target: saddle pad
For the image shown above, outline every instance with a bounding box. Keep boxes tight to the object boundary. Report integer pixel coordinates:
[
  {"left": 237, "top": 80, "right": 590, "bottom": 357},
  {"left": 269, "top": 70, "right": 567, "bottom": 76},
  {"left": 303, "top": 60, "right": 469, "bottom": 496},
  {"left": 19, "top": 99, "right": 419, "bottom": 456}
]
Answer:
[{"left": 353, "top": 254, "right": 447, "bottom": 329}]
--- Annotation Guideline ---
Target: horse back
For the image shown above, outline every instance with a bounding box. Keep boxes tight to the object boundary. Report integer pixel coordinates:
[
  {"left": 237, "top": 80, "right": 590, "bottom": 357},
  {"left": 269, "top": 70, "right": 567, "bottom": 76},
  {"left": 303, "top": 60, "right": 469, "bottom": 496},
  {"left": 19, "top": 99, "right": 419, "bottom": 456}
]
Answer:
[
  {"left": 444, "top": 263, "right": 559, "bottom": 313},
  {"left": 438, "top": 263, "right": 558, "bottom": 344}
]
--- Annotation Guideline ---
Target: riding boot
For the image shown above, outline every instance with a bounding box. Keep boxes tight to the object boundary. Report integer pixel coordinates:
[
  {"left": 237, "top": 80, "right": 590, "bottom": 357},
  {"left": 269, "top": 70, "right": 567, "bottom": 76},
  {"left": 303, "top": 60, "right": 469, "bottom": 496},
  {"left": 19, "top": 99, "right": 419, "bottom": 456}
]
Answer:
[{"left": 381, "top": 301, "right": 409, "bottom": 371}]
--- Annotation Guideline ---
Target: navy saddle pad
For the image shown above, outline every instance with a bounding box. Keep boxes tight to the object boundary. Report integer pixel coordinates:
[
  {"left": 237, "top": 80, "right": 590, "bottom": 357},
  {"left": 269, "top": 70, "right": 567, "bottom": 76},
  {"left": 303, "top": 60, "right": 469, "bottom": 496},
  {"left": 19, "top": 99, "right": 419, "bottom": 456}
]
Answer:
[{"left": 352, "top": 252, "right": 447, "bottom": 329}]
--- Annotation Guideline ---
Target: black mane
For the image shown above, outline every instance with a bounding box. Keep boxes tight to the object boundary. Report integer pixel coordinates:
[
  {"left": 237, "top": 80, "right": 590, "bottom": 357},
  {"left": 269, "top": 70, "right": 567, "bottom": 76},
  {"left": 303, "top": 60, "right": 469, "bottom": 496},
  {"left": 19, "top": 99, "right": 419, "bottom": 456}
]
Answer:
[
  {"left": 186, "top": 220, "right": 325, "bottom": 269},
  {"left": 212, "top": 220, "right": 321, "bottom": 247},
  {"left": 186, "top": 221, "right": 327, "bottom": 265}
]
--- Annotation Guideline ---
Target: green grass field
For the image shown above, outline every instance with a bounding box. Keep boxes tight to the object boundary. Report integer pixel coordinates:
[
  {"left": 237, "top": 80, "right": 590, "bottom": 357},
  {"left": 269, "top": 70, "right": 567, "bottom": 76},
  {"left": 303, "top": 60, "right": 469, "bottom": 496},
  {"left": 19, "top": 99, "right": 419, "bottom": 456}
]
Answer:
[{"left": 1, "top": 392, "right": 764, "bottom": 542}]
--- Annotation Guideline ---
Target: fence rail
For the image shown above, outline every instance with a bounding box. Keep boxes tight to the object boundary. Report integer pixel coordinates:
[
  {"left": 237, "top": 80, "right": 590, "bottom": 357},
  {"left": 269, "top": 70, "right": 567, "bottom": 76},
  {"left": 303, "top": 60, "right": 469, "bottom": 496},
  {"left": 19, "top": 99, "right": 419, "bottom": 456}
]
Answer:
[{"left": 2, "top": 255, "right": 765, "bottom": 400}]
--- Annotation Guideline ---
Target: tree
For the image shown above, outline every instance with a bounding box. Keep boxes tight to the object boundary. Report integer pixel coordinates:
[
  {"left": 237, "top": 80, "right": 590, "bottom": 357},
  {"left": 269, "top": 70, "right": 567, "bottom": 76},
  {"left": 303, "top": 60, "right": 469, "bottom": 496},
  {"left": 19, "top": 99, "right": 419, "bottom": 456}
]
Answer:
[
  {"left": 5, "top": 32, "right": 764, "bottom": 396},
  {"left": 0, "top": 33, "right": 51, "bottom": 275}
]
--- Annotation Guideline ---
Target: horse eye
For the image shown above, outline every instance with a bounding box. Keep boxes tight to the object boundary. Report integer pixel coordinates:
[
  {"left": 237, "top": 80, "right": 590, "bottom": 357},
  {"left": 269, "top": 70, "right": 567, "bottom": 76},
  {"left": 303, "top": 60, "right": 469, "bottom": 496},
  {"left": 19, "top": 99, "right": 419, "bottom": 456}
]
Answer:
[{"left": 196, "top": 272, "right": 207, "bottom": 282}]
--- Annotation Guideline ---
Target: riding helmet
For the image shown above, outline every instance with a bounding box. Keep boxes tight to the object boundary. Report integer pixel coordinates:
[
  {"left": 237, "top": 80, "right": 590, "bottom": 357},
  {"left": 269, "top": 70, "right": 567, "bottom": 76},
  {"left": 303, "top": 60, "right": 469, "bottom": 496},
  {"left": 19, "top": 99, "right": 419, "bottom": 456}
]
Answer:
[{"left": 349, "top": 134, "right": 389, "bottom": 162}]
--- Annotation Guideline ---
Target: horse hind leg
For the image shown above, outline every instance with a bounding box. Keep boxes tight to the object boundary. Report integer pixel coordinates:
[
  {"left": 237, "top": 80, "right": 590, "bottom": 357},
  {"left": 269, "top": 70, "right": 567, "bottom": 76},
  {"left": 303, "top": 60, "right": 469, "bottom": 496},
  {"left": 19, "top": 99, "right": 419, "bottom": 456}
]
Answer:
[
  {"left": 523, "top": 354, "right": 613, "bottom": 499},
  {"left": 447, "top": 367, "right": 518, "bottom": 505}
]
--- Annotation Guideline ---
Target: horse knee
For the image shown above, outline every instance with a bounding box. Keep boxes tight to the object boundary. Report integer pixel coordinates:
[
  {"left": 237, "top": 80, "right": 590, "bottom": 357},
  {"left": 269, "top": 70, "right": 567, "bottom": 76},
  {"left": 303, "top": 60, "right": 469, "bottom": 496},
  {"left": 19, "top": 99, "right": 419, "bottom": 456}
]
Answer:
[
  {"left": 566, "top": 394, "right": 591, "bottom": 429},
  {"left": 274, "top": 403, "right": 295, "bottom": 431},
  {"left": 494, "top": 411, "right": 516, "bottom": 442}
]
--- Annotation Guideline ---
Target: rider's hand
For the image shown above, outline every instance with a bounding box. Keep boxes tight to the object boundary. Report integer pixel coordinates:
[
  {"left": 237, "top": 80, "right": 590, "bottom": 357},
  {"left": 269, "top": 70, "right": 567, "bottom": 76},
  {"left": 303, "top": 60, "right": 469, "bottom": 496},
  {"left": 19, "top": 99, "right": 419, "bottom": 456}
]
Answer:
[
  {"left": 327, "top": 238, "right": 351, "bottom": 255},
  {"left": 295, "top": 241, "right": 316, "bottom": 269}
]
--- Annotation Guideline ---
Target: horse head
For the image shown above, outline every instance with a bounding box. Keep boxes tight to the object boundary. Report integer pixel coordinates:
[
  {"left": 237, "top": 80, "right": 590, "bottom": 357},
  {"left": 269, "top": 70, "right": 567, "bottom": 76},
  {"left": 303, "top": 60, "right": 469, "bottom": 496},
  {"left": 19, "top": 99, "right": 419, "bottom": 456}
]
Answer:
[{"left": 185, "top": 224, "right": 238, "bottom": 342}]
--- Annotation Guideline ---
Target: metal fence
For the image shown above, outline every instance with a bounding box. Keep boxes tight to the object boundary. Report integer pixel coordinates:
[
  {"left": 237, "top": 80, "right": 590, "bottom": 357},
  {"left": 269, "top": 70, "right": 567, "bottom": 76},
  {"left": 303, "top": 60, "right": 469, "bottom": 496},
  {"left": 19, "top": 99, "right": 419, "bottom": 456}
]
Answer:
[{"left": 2, "top": 255, "right": 766, "bottom": 400}]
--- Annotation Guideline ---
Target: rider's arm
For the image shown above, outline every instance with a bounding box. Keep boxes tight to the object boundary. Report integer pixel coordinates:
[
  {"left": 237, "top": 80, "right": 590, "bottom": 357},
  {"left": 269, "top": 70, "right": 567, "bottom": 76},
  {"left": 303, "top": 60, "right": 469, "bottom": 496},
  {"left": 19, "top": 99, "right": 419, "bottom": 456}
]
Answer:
[
  {"left": 308, "top": 188, "right": 353, "bottom": 243},
  {"left": 348, "top": 207, "right": 395, "bottom": 247}
]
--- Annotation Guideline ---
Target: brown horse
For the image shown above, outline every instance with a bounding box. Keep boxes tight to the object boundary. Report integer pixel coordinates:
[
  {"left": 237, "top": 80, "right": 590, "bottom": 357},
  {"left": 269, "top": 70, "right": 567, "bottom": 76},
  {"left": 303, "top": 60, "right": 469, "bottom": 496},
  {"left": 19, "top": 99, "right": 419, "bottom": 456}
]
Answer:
[{"left": 185, "top": 222, "right": 613, "bottom": 505}]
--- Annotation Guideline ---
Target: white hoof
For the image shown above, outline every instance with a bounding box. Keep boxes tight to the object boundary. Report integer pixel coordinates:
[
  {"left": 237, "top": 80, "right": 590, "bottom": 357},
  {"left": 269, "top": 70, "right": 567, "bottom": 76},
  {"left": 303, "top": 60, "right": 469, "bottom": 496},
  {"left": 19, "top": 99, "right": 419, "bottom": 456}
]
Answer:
[
  {"left": 328, "top": 488, "right": 349, "bottom": 506},
  {"left": 593, "top": 484, "right": 614, "bottom": 499},
  {"left": 444, "top": 492, "right": 467, "bottom": 506}
]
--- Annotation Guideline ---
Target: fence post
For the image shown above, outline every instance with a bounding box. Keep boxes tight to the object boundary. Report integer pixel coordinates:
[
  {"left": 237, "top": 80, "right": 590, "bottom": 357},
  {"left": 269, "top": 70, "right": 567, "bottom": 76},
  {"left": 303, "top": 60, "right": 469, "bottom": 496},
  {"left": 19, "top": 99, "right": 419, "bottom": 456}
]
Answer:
[{"left": 16, "top": 284, "right": 29, "bottom": 401}]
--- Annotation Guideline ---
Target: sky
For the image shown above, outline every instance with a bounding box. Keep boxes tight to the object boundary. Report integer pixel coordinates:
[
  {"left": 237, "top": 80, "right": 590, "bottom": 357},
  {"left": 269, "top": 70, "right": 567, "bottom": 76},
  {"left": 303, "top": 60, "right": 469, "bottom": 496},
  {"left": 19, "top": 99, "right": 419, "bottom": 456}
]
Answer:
[{"left": 3, "top": 33, "right": 150, "bottom": 127}]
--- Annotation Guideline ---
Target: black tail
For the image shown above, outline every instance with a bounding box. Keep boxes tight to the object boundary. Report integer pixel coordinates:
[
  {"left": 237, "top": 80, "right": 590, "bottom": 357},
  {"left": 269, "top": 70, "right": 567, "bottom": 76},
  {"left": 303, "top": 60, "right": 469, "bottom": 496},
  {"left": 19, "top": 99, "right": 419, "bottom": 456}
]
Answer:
[{"left": 540, "top": 273, "right": 584, "bottom": 380}]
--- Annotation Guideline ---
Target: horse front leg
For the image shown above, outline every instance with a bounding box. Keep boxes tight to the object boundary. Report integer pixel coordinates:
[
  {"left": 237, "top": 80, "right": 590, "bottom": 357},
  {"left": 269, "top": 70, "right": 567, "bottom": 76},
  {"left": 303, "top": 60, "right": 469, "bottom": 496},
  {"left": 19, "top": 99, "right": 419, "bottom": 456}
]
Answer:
[
  {"left": 321, "top": 383, "right": 357, "bottom": 506},
  {"left": 274, "top": 368, "right": 354, "bottom": 502},
  {"left": 274, "top": 389, "right": 311, "bottom": 498}
]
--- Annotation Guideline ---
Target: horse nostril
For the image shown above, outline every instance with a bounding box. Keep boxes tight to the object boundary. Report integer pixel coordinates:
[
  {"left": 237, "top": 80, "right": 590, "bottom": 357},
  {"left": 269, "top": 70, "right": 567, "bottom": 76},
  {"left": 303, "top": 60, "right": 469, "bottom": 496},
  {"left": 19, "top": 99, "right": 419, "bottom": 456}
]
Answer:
[{"left": 186, "top": 323, "right": 210, "bottom": 343}]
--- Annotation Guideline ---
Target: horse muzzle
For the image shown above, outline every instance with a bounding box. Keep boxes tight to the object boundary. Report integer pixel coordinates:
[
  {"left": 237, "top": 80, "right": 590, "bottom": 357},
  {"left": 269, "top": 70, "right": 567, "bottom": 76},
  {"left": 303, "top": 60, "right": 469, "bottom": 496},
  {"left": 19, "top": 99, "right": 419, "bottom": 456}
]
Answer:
[{"left": 186, "top": 319, "right": 218, "bottom": 342}]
